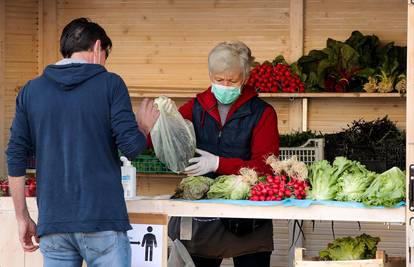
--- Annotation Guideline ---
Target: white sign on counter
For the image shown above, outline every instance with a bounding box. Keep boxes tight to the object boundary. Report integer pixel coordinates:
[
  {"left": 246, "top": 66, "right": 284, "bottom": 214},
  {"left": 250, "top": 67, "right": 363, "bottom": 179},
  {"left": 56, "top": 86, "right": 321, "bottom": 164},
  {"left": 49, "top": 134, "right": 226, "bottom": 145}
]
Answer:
[
  {"left": 128, "top": 224, "right": 163, "bottom": 267},
  {"left": 128, "top": 213, "right": 168, "bottom": 267}
]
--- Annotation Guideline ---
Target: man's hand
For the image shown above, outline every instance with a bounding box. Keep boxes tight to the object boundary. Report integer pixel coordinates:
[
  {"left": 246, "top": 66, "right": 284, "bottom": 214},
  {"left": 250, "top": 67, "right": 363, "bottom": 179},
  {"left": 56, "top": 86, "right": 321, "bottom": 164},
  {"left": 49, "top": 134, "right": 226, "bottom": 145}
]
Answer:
[
  {"left": 184, "top": 149, "right": 219, "bottom": 176},
  {"left": 17, "top": 215, "right": 39, "bottom": 252},
  {"left": 136, "top": 98, "right": 160, "bottom": 136},
  {"left": 9, "top": 175, "right": 39, "bottom": 252}
]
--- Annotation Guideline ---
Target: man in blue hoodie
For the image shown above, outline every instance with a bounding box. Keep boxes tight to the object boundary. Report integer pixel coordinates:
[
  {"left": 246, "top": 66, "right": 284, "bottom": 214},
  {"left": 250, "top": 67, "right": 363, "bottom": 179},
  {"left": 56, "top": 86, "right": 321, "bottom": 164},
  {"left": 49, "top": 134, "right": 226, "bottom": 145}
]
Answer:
[{"left": 6, "top": 18, "right": 159, "bottom": 266}]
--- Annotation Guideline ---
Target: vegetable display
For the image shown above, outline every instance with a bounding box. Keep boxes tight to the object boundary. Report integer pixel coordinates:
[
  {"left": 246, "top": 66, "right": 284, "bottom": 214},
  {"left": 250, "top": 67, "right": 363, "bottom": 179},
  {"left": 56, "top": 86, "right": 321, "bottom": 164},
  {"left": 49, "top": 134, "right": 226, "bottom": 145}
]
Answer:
[
  {"left": 306, "top": 160, "right": 337, "bottom": 200},
  {"left": 362, "top": 167, "right": 406, "bottom": 207},
  {"left": 319, "top": 234, "right": 380, "bottom": 261},
  {"left": 247, "top": 56, "right": 305, "bottom": 93},
  {"left": 207, "top": 168, "right": 258, "bottom": 200},
  {"left": 172, "top": 176, "right": 214, "bottom": 200},
  {"left": 324, "top": 116, "right": 406, "bottom": 173},
  {"left": 335, "top": 157, "right": 376, "bottom": 202},
  {"left": 306, "top": 156, "right": 405, "bottom": 206}
]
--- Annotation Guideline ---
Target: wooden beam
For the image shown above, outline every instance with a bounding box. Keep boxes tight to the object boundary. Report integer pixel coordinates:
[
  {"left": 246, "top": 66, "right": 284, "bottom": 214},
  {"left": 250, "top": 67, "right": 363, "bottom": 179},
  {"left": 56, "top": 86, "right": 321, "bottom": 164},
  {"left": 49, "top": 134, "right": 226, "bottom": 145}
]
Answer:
[
  {"left": 40, "top": 0, "right": 58, "bottom": 68},
  {"left": 289, "top": 0, "right": 304, "bottom": 62},
  {"left": 0, "top": 0, "right": 5, "bottom": 176},
  {"left": 407, "top": 1, "right": 414, "bottom": 265}
]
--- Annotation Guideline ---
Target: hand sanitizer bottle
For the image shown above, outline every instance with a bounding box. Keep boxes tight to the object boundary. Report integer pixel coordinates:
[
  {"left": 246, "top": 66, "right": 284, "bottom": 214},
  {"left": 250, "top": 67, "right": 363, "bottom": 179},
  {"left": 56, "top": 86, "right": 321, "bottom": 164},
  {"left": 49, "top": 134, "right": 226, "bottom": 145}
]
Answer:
[{"left": 120, "top": 156, "right": 136, "bottom": 198}]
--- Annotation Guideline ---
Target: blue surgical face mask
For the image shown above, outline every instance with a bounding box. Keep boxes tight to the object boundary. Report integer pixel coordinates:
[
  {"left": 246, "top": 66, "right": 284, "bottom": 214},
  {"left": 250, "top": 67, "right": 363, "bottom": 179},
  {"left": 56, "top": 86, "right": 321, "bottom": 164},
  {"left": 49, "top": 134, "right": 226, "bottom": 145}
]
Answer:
[{"left": 211, "top": 83, "right": 241, "bottom": 104}]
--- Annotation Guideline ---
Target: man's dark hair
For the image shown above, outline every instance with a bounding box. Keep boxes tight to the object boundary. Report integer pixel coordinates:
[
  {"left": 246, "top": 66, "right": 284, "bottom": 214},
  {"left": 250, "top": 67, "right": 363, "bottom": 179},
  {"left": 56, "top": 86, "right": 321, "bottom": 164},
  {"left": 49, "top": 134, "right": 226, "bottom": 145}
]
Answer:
[{"left": 60, "top": 18, "right": 112, "bottom": 58}]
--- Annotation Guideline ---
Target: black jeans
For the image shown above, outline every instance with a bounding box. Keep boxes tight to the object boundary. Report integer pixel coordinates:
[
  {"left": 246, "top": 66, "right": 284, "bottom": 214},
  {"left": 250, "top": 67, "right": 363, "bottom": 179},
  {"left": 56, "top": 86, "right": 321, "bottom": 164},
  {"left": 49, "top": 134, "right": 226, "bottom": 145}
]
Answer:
[{"left": 191, "top": 251, "right": 272, "bottom": 267}]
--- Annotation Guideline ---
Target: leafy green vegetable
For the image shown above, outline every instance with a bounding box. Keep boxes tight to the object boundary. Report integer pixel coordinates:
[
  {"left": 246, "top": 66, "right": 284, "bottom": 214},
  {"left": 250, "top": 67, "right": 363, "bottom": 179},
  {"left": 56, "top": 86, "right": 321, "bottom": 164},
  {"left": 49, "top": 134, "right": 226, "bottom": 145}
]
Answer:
[
  {"left": 306, "top": 160, "right": 337, "bottom": 200},
  {"left": 207, "top": 168, "right": 258, "bottom": 200},
  {"left": 207, "top": 175, "right": 251, "bottom": 200},
  {"left": 362, "top": 167, "right": 405, "bottom": 207},
  {"left": 345, "top": 31, "right": 380, "bottom": 68},
  {"left": 335, "top": 158, "right": 376, "bottom": 202},
  {"left": 320, "top": 234, "right": 380, "bottom": 261},
  {"left": 172, "top": 176, "right": 214, "bottom": 200}
]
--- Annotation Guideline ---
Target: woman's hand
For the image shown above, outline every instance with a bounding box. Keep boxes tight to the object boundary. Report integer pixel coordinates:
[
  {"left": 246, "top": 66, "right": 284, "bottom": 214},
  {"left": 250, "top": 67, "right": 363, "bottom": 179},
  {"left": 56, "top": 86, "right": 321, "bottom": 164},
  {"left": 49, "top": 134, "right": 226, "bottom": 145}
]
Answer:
[{"left": 185, "top": 149, "right": 219, "bottom": 176}]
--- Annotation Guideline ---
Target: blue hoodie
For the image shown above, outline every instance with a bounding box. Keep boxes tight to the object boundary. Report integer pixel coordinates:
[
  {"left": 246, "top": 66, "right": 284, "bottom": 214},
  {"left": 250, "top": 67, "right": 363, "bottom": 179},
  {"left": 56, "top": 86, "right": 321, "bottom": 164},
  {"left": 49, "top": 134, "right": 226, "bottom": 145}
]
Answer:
[{"left": 6, "top": 63, "right": 147, "bottom": 236}]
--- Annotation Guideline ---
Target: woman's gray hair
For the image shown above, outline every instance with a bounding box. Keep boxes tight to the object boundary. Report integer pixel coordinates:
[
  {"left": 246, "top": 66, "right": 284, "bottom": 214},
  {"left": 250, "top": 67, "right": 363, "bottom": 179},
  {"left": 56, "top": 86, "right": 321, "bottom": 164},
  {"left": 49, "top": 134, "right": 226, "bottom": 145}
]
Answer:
[{"left": 208, "top": 41, "right": 255, "bottom": 79}]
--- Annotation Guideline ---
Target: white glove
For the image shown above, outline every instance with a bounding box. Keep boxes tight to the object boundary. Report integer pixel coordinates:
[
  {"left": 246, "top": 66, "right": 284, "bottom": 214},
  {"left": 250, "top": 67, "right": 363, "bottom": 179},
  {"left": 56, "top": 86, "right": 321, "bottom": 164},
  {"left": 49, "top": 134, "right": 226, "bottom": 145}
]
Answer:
[
  {"left": 155, "top": 97, "right": 174, "bottom": 113},
  {"left": 184, "top": 149, "right": 219, "bottom": 176}
]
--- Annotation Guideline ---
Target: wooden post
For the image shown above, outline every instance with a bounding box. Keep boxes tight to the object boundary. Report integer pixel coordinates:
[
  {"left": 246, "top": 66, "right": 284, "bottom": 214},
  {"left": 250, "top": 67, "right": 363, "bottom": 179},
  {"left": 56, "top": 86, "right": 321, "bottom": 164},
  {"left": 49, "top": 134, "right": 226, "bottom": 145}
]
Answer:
[
  {"left": 289, "top": 0, "right": 304, "bottom": 62},
  {"left": 288, "top": 0, "right": 305, "bottom": 134},
  {"left": 407, "top": 2, "right": 414, "bottom": 267},
  {"left": 0, "top": 0, "right": 5, "bottom": 176},
  {"left": 39, "top": 0, "right": 58, "bottom": 69}
]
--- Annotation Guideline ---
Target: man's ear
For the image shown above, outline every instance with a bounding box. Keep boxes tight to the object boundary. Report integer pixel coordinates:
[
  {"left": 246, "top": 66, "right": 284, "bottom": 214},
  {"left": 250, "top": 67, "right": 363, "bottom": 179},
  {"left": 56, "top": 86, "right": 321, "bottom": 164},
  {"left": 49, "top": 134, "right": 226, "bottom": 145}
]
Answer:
[{"left": 92, "top": 40, "right": 102, "bottom": 64}]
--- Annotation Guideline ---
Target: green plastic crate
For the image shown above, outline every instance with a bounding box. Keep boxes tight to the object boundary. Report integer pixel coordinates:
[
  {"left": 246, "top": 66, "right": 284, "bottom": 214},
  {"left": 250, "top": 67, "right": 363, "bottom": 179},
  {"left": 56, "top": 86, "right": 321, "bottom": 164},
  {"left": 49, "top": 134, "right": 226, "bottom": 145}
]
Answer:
[{"left": 131, "top": 155, "right": 173, "bottom": 173}]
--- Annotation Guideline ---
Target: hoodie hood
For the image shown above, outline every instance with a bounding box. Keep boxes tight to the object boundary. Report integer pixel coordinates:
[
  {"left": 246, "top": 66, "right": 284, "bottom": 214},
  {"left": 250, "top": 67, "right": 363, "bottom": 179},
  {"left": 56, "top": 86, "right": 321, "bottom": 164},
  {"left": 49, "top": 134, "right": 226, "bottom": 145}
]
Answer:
[{"left": 43, "top": 63, "right": 107, "bottom": 90}]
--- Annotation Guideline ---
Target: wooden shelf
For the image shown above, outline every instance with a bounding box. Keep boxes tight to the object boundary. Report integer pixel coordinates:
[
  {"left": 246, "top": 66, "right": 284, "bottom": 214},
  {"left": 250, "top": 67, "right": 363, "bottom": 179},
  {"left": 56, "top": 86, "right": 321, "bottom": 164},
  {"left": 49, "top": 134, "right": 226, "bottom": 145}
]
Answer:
[
  {"left": 126, "top": 199, "right": 405, "bottom": 223},
  {"left": 128, "top": 86, "right": 404, "bottom": 99}
]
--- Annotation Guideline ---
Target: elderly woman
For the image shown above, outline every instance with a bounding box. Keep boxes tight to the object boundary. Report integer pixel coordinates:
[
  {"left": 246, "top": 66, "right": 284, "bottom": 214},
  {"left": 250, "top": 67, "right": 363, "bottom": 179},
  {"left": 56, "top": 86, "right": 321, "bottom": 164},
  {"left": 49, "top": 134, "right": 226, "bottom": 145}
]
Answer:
[{"left": 168, "top": 41, "right": 279, "bottom": 267}]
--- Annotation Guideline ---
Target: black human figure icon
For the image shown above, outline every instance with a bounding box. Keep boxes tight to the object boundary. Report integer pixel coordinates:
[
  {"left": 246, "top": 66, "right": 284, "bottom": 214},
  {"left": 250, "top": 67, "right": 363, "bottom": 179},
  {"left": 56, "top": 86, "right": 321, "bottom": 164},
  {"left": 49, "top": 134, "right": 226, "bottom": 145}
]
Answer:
[{"left": 141, "top": 226, "right": 157, "bottom": 261}]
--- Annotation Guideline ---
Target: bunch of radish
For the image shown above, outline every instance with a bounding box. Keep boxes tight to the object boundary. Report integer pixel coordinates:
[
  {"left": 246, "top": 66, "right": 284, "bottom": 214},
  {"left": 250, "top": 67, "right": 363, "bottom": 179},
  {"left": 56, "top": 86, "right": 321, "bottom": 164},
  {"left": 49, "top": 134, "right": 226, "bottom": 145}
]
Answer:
[
  {"left": 249, "top": 175, "right": 309, "bottom": 201},
  {"left": 247, "top": 62, "right": 305, "bottom": 93}
]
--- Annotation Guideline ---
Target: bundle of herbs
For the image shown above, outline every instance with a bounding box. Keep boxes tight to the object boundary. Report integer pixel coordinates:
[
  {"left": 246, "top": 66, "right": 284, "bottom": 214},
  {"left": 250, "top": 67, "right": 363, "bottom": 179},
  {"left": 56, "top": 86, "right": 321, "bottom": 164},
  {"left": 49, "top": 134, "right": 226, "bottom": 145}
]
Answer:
[{"left": 324, "top": 116, "right": 405, "bottom": 172}]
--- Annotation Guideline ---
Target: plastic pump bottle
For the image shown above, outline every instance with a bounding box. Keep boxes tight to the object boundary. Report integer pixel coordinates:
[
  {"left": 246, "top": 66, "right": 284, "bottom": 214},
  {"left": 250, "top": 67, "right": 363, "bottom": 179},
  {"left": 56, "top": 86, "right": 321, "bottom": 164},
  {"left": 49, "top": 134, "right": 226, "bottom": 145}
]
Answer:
[{"left": 120, "top": 156, "right": 136, "bottom": 198}]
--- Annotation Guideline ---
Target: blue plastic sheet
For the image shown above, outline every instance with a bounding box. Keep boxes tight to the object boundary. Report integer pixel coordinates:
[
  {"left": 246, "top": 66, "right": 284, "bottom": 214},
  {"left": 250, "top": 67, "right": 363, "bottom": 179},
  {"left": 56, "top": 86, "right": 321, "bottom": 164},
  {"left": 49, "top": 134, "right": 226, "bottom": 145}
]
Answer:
[{"left": 174, "top": 198, "right": 405, "bottom": 209}]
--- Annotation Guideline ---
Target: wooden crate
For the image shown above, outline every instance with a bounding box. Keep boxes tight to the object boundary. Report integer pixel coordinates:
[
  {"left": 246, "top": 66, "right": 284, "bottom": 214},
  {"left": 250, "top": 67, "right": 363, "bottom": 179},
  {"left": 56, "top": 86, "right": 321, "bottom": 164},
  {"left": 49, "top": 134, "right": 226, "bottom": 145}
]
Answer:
[{"left": 294, "top": 248, "right": 405, "bottom": 267}]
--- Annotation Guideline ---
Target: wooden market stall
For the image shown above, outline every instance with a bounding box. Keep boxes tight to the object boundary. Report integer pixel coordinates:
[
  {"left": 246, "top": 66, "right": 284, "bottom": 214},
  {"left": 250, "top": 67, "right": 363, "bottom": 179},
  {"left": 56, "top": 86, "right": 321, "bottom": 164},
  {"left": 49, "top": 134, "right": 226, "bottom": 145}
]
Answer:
[{"left": 0, "top": 0, "right": 411, "bottom": 266}]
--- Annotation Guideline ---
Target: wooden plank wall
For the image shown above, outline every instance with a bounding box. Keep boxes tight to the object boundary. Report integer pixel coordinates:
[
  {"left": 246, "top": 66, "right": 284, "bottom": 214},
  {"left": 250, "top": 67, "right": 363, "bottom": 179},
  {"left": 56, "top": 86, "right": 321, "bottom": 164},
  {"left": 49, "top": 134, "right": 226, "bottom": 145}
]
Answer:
[
  {"left": 304, "top": 0, "right": 407, "bottom": 52},
  {"left": 56, "top": 0, "right": 290, "bottom": 89},
  {"left": 2, "top": 0, "right": 39, "bottom": 176}
]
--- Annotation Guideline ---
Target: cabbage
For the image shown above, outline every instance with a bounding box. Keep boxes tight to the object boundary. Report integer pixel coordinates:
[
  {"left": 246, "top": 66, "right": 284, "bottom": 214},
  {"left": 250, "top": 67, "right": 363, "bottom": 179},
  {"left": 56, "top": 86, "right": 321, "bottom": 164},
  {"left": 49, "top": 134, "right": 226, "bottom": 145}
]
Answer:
[
  {"left": 362, "top": 167, "right": 405, "bottom": 207},
  {"left": 206, "top": 168, "right": 258, "bottom": 200},
  {"left": 320, "top": 234, "right": 380, "bottom": 261},
  {"left": 306, "top": 160, "right": 337, "bottom": 200},
  {"left": 335, "top": 158, "right": 376, "bottom": 202},
  {"left": 172, "top": 176, "right": 214, "bottom": 200},
  {"left": 207, "top": 175, "right": 251, "bottom": 200}
]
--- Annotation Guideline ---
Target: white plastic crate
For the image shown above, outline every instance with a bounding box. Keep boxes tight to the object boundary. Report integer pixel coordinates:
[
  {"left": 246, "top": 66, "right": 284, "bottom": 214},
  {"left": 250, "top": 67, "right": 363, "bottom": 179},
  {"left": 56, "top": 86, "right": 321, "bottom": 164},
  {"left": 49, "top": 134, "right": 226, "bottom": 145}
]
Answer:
[{"left": 279, "top": 138, "right": 325, "bottom": 165}]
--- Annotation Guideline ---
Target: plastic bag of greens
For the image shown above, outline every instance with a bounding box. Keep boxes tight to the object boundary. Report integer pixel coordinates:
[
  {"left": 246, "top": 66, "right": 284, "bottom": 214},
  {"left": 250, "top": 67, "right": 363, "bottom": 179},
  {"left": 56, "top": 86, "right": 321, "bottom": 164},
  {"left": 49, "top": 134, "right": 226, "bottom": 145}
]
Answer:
[
  {"left": 151, "top": 96, "right": 196, "bottom": 173},
  {"left": 167, "top": 239, "right": 195, "bottom": 267}
]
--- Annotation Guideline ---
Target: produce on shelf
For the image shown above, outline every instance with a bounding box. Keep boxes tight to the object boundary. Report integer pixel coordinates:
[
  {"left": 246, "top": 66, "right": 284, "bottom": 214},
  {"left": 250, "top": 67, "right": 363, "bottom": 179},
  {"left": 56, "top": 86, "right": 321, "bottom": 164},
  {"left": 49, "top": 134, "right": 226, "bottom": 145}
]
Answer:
[
  {"left": 306, "top": 160, "right": 338, "bottom": 200},
  {"left": 319, "top": 234, "right": 380, "bottom": 261},
  {"left": 295, "top": 31, "right": 406, "bottom": 93},
  {"left": 362, "top": 167, "right": 405, "bottom": 207},
  {"left": 0, "top": 177, "right": 8, "bottom": 197},
  {"left": 0, "top": 176, "right": 37, "bottom": 197},
  {"left": 172, "top": 176, "right": 214, "bottom": 200},
  {"left": 248, "top": 156, "right": 309, "bottom": 201},
  {"left": 307, "top": 156, "right": 405, "bottom": 206},
  {"left": 335, "top": 157, "right": 376, "bottom": 202},
  {"left": 367, "top": 43, "right": 407, "bottom": 93},
  {"left": 266, "top": 155, "right": 308, "bottom": 181},
  {"left": 395, "top": 74, "right": 406, "bottom": 94},
  {"left": 249, "top": 174, "right": 308, "bottom": 201},
  {"left": 324, "top": 116, "right": 405, "bottom": 172},
  {"left": 25, "top": 177, "right": 36, "bottom": 197},
  {"left": 246, "top": 56, "right": 305, "bottom": 93},
  {"left": 207, "top": 168, "right": 258, "bottom": 200}
]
